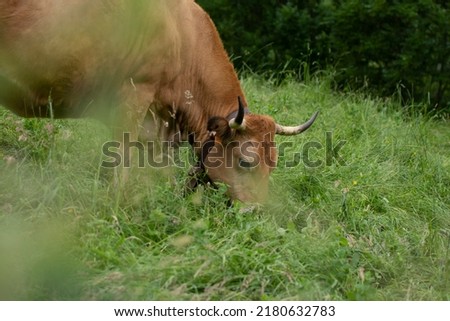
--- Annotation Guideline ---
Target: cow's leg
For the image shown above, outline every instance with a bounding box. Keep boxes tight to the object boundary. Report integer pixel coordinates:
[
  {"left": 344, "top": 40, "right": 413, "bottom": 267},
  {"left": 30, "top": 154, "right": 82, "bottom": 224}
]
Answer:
[
  {"left": 112, "top": 80, "right": 155, "bottom": 188},
  {"left": 0, "top": 74, "right": 37, "bottom": 117},
  {"left": 139, "top": 101, "right": 179, "bottom": 170}
]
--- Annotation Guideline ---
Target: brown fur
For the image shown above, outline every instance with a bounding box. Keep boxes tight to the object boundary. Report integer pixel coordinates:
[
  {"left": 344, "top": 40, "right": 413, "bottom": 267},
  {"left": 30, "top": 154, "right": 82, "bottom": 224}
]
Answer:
[
  {"left": 0, "top": 0, "right": 306, "bottom": 203},
  {"left": 204, "top": 114, "right": 278, "bottom": 202}
]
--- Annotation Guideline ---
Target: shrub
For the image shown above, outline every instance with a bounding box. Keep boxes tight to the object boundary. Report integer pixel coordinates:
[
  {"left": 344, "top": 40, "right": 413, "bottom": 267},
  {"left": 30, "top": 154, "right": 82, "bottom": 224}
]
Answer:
[{"left": 197, "top": 0, "right": 449, "bottom": 112}]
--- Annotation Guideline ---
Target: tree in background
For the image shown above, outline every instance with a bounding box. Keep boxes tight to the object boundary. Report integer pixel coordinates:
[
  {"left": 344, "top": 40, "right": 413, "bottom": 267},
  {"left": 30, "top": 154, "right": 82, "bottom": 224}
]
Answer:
[
  {"left": 197, "top": 0, "right": 449, "bottom": 112},
  {"left": 331, "top": 0, "right": 449, "bottom": 111}
]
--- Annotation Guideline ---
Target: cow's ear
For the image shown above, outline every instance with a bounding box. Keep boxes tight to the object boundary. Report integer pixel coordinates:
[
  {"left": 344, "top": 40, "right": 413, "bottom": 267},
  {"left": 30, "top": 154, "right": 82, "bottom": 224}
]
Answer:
[{"left": 207, "top": 116, "right": 232, "bottom": 142}]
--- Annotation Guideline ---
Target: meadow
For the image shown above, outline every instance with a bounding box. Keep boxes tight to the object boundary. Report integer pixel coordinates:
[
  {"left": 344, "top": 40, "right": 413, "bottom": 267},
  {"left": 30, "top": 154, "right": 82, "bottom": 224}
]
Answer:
[{"left": 0, "top": 77, "right": 449, "bottom": 300}]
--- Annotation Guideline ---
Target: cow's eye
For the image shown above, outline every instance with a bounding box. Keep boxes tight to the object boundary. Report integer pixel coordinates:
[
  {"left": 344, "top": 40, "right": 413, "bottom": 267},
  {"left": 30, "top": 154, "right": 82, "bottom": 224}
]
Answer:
[{"left": 239, "top": 159, "right": 253, "bottom": 169}]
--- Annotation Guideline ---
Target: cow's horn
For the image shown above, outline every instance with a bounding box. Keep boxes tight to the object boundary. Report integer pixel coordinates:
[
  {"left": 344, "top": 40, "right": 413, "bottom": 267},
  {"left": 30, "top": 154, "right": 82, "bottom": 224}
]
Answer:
[
  {"left": 229, "top": 96, "right": 246, "bottom": 130},
  {"left": 275, "top": 111, "right": 319, "bottom": 135}
]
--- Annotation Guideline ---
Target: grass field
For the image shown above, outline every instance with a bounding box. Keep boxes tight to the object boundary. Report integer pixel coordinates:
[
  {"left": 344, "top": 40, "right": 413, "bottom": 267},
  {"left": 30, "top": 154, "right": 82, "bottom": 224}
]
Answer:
[{"left": 0, "top": 77, "right": 449, "bottom": 300}]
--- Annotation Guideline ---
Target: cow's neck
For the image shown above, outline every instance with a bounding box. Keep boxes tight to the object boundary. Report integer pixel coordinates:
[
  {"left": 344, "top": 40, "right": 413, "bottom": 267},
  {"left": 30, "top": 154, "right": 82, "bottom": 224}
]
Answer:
[{"left": 164, "top": 3, "right": 247, "bottom": 145}]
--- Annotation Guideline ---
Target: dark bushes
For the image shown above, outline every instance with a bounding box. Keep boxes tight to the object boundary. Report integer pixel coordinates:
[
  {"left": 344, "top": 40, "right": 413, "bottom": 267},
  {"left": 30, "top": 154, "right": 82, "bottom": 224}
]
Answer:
[{"left": 198, "top": 0, "right": 449, "bottom": 112}]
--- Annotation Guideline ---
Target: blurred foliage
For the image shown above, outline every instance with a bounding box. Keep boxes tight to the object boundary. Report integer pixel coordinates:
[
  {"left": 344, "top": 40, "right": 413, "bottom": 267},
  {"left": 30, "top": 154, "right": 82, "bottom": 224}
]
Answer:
[{"left": 197, "top": 0, "right": 449, "bottom": 112}]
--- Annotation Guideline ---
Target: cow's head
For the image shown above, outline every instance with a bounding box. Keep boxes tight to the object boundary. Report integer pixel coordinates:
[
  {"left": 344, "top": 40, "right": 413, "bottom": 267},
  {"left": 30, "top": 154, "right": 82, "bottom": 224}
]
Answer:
[{"left": 201, "top": 97, "right": 318, "bottom": 203}]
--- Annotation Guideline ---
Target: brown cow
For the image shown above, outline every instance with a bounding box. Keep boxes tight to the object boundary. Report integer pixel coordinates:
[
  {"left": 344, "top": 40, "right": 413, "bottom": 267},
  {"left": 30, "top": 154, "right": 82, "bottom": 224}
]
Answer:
[{"left": 0, "top": 0, "right": 318, "bottom": 203}]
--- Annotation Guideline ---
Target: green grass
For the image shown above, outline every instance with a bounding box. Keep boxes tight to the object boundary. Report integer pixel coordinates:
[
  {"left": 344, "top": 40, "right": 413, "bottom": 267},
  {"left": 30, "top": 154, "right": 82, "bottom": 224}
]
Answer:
[{"left": 0, "top": 77, "right": 449, "bottom": 300}]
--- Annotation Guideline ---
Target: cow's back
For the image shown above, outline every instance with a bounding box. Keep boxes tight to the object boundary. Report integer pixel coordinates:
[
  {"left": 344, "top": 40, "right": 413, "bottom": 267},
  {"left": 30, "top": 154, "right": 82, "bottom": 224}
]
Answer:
[{"left": 0, "top": 0, "right": 187, "bottom": 118}]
